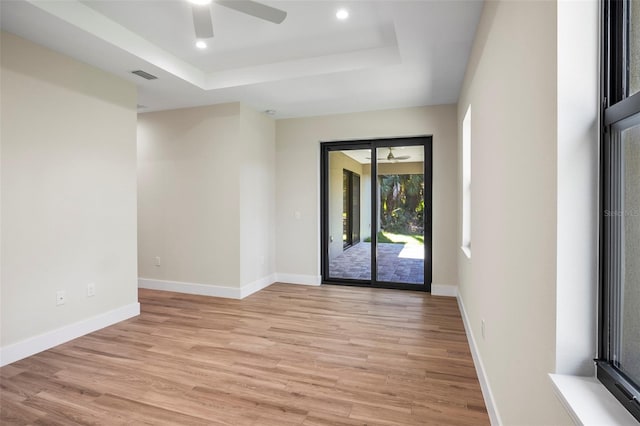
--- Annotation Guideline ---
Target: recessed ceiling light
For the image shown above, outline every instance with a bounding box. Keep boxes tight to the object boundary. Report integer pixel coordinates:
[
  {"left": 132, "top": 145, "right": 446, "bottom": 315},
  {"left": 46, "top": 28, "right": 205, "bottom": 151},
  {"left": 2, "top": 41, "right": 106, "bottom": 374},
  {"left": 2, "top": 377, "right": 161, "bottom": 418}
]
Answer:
[
  {"left": 336, "top": 8, "right": 349, "bottom": 20},
  {"left": 195, "top": 40, "right": 207, "bottom": 49},
  {"left": 189, "top": 0, "right": 212, "bottom": 5}
]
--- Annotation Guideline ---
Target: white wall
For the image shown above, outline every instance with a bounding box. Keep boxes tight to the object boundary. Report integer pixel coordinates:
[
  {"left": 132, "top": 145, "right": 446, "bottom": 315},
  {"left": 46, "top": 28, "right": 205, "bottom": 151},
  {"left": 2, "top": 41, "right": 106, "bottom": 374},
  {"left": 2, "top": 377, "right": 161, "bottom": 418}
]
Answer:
[
  {"left": 556, "top": 0, "right": 599, "bottom": 376},
  {"left": 137, "top": 103, "right": 276, "bottom": 291},
  {"left": 456, "top": 1, "right": 597, "bottom": 424},
  {"left": 275, "top": 105, "right": 458, "bottom": 286},
  {"left": 0, "top": 32, "right": 138, "bottom": 356}
]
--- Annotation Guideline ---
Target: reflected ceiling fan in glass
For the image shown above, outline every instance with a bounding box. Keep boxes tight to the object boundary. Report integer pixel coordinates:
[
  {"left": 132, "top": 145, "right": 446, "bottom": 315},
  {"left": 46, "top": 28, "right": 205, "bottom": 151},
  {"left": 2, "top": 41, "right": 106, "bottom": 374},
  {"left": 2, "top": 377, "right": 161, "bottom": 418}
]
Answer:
[{"left": 366, "top": 148, "right": 411, "bottom": 162}]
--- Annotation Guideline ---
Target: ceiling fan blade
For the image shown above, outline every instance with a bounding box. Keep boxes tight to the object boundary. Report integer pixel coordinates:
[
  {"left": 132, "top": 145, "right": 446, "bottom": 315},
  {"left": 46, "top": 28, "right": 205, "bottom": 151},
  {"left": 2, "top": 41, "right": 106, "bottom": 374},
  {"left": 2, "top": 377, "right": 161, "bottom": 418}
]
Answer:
[
  {"left": 192, "top": 6, "right": 214, "bottom": 38},
  {"left": 216, "top": 0, "right": 287, "bottom": 24},
  {"left": 394, "top": 156, "right": 411, "bottom": 160}
]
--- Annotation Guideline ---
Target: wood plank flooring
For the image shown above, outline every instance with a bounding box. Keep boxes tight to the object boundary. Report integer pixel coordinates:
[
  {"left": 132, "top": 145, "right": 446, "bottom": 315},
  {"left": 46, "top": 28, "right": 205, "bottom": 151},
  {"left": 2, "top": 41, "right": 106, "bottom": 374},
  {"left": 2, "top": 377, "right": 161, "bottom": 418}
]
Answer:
[{"left": 0, "top": 283, "right": 489, "bottom": 425}]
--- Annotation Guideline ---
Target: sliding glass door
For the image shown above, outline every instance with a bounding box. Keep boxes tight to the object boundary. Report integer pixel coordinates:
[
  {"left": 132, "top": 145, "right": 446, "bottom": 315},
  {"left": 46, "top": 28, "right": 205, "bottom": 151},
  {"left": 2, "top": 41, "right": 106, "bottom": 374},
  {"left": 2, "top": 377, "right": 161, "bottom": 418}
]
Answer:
[
  {"left": 375, "top": 144, "right": 426, "bottom": 285},
  {"left": 326, "top": 146, "right": 371, "bottom": 281},
  {"left": 321, "top": 137, "right": 432, "bottom": 291}
]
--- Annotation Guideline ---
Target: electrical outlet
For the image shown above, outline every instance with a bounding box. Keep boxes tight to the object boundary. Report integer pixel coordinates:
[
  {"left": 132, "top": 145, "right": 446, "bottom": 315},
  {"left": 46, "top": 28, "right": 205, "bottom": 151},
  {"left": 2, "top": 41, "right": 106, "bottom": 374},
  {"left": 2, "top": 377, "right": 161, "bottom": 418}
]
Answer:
[
  {"left": 87, "top": 283, "right": 96, "bottom": 297},
  {"left": 481, "top": 319, "right": 486, "bottom": 339},
  {"left": 154, "top": 256, "right": 161, "bottom": 267},
  {"left": 56, "top": 290, "right": 65, "bottom": 306}
]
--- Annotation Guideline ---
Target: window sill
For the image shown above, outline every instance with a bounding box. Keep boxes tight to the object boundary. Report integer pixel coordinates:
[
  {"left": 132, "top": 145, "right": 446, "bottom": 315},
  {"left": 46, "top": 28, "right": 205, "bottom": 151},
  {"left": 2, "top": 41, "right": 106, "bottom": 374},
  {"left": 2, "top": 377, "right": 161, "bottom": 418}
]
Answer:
[
  {"left": 549, "top": 374, "right": 638, "bottom": 425},
  {"left": 461, "top": 246, "right": 471, "bottom": 259}
]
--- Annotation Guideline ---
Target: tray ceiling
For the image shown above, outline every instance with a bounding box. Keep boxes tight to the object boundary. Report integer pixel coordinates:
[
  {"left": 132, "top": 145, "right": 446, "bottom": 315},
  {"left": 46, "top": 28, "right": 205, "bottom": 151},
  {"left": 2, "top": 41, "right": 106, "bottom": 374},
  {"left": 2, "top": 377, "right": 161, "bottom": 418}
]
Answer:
[{"left": 0, "top": 0, "right": 483, "bottom": 117}]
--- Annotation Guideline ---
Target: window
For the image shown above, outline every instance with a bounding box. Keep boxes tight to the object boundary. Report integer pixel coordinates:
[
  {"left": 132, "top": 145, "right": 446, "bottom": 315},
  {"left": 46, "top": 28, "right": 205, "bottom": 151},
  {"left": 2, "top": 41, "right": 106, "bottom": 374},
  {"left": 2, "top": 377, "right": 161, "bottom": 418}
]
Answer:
[
  {"left": 598, "top": 0, "right": 640, "bottom": 421},
  {"left": 461, "top": 105, "right": 471, "bottom": 258}
]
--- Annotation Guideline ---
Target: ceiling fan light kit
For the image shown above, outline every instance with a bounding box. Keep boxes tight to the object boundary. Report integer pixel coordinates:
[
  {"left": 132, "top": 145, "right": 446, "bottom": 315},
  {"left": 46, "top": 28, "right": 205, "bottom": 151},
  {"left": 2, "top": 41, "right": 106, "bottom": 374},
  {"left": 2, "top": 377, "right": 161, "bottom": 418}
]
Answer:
[
  {"left": 387, "top": 148, "right": 410, "bottom": 161},
  {"left": 190, "top": 0, "right": 287, "bottom": 42}
]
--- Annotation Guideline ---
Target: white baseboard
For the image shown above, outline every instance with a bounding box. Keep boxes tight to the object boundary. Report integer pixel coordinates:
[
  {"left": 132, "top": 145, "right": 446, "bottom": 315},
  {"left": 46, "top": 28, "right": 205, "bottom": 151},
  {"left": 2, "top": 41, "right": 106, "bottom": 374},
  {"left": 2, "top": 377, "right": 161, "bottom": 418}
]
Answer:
[
  {"left": 139, "top": 278, "right": 242, "bottom": 299},
  {"left": 139, "top": 276, "right": 278, "bottom": 300},
  {"left": 275, "top": 273, "right": 322, "bottom": 286},
  {"left": 431, "top": 283, "right": 458, "bottom": 297},
  {"left": 0, "top": 302, "right": 140, "bottom": 367},
  {"left": 139, "top": 275, "right": 321, "bottom": 300},
  {"left": 457, "top": 294, "right": 501, "bottom": 425},
  {"left": 240, "top": 274, "right": 277, "bottom": 298}
]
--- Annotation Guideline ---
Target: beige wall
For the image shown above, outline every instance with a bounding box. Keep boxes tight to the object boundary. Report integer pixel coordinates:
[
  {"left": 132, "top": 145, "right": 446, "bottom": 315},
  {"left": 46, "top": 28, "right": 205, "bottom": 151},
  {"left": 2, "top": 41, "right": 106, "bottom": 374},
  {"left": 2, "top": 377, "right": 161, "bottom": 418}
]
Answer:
[
  {"left": 377, "top": 162, "right": 423, "bottom": 175},
  {"left": 137, "top": 103, "right": 242, "bottom": 287},
  {"left": 275, "top": 105, "right": 458, "bottom": 286},
  {"left": 456, "top": 2, "right": 572, "bottom": 424},
  {"left": 0, "top": 32, "right": 138, "bottom": 346},
  {"left": 137, "top": 103, "right": 276, "bottom": 289},
  {"left": 238, "top": 104, "right": 277, "bottom": 286}
]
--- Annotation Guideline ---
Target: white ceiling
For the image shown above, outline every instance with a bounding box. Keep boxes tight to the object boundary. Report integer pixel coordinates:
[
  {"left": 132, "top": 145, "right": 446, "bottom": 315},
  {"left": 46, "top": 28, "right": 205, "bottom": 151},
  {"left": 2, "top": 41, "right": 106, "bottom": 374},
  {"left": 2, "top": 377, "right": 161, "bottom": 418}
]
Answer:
[{"left": 0, "top": 0, "right": 483, "bottom": 118}]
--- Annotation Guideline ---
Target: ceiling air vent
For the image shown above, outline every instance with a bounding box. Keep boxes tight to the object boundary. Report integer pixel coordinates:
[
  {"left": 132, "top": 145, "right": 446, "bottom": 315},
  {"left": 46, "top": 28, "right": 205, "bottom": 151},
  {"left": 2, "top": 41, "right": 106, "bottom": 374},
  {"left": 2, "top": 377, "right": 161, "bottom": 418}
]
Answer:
[{"left": 131, "top": 70, "right": 157, "bottom": 80}]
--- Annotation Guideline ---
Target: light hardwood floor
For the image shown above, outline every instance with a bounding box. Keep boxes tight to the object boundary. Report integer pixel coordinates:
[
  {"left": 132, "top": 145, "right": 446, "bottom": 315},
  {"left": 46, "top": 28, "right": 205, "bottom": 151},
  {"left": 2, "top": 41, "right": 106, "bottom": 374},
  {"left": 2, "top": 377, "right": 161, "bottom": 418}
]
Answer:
[{"left": 0, "top": 284, "right": 489, "bottom": 425}]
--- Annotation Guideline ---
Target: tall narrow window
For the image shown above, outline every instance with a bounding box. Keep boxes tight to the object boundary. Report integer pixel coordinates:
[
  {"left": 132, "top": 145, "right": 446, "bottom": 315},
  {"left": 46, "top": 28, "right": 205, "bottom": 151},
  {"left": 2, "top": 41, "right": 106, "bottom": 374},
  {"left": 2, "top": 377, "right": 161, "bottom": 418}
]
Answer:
[
  {"left": 598, "top": 0, "right": 640, "bottom": 421},
  {"left": 461, "top": 105, "right": 471, "bottom": 258}
]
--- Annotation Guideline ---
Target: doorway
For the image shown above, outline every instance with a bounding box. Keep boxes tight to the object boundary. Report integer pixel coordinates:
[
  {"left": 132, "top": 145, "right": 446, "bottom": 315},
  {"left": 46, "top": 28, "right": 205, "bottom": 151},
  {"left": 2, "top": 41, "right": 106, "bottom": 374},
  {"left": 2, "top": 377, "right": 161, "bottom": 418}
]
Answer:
[
  {"left": 343, "top": 169, "right": 360, "bottom": 249},
  {"left": 320, "top": 136, "right": 432, "bottom": 291}
]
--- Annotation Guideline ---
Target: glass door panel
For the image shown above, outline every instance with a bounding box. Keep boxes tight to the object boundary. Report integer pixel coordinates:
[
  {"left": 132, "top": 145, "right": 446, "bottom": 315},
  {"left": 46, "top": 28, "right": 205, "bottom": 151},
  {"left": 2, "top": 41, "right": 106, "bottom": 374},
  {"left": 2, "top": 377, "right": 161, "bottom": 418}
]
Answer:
[
  {"left": 327, "top": 149, "right": 372, "bottom": 281},
  {"left": 375, "top": 145, "right": 425, "bottom": 285}
]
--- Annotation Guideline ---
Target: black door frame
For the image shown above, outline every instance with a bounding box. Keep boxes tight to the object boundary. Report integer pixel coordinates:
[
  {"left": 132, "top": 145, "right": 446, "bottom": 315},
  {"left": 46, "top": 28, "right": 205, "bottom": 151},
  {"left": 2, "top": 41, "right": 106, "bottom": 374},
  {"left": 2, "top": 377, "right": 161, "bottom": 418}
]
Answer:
[{"left": 320, "top": 136, "right": 433, "bottom": 292}]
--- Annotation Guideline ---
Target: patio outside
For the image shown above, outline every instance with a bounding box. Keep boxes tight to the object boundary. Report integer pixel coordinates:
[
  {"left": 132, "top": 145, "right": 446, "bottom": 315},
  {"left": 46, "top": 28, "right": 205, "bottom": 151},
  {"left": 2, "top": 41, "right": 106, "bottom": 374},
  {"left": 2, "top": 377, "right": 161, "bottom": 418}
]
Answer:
[
  {"left": 329, "top": 166, "right": 425, "bottom": 285},
  {"left": 329, "top": 232, "right": 425, "bottom": 284}
]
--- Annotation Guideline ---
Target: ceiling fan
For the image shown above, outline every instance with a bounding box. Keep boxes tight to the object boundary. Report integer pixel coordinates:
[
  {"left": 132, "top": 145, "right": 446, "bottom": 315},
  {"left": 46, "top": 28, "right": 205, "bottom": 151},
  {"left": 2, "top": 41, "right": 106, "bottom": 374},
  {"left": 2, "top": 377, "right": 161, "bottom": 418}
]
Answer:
[
  {"left": 367, "top": 148, "right": 411, "bottom": 162},
  {"left": 190, "top": 0, "right": 287, "bottom": 40}
]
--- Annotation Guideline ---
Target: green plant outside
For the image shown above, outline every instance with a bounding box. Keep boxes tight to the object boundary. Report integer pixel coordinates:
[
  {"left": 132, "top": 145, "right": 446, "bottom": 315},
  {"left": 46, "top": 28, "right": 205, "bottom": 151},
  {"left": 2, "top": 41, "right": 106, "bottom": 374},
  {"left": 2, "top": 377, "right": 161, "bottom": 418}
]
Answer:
[{"left": 379, "top": 174, "right": 424, "bottom": 235}]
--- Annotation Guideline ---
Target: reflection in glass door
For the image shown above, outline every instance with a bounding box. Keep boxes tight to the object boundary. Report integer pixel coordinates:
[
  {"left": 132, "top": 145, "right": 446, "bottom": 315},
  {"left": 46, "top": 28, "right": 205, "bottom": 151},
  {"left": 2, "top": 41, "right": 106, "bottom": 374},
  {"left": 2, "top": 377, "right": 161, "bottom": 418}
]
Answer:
[{"left": 321, "top": 137, "right": 432, "bottom": 291}]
